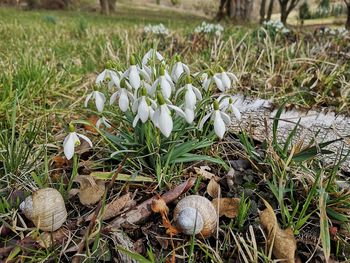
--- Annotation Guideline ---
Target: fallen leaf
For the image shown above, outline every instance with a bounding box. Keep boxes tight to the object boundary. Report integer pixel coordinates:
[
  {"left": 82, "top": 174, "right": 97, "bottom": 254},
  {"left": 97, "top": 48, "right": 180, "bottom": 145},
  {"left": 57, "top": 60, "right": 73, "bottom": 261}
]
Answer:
[
  {"left": 151, "top": 197, "right": 179, "bottom": 236},
  {"left": 207, "top": 178, "right": 221, "bottom": 198},
  {"left": 259, "top": 199, "right": 296, "bottom": 263},
  {"left": 151, "top": 198, "right": 169, "bottom": 215},
  {"left": 35, "top": 228, "right": 70, "bottom": 248},
  {"left": 91, "top": 172, "right": 154, "bottom": 182},
  {"left": 194, "top": 166, "right": 220, "bottom": 181},
  {"left": 73, "top": 175, "right": 105, "bottom": 206},
  {"left": 84, "top": 115, "right": 99, "bottom": 134},
  {"left": 86, "top": 193, "right": 133, "bottom": 221},
  {"left": 212, "top": 197, "right": 240, "bottom": 218},
  {"left": 51, "top": 155, "right": 68, "bottom": 168}
]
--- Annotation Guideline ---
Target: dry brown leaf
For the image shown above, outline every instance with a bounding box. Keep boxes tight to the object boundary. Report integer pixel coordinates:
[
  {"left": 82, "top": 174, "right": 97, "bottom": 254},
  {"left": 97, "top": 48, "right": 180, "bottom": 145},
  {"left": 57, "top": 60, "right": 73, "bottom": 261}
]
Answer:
[
  {"left": 260, "top": 199, "right": 296, "bottom": 263},
  {"left": 86, "top": 193, "right": 132, "bottom": 221},
  {"left": 84, "top": 115, "right": 99, "bottom": 134},
  {"left": 212, "top": 197, "right": 240, "bottom": 218},
  {"left": 51, "top": 155, "right": 68, "bottom": 168},
  {"left": 207, "top": 178, "right": 221, "bottom": 198},
  {"left": 151, "top": 197, "right": 179, "bottom": 236},
  {"left": 151, "top": 198, "right": 169, "bottom": 215},
  {"left": 36, "top": 228, "right": 70, "bottom": 248},
  {"left": 73, "top": 174, "right": 105, "bottom": 206},
  {"left": 194, "top": 166, "right": 220, "bottom": 181}
]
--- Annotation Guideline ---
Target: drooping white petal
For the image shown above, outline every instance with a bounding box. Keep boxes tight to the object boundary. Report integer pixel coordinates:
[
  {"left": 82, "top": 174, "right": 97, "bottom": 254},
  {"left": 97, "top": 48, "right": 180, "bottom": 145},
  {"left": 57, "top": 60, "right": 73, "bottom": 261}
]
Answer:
[
  {"left": 84, "top": 92, "right": 93, "bottom": 108},
  {"left": 138, "top": 98, "right": 149, "bottom": 123},
  {"left": 227, "top": 72, "right": 238, "bottom": 83},
  {"left": 213, "top": 75, "right": 225, "bottom": 91},
  {"left": 96, "top": 117, "right": 112, "bottom": 129},
  {"left": 183, "top": 63, "right": 190, "bottom": 75},
  {"left": 168, "top": 104, "right": 186, "bottom": 119},
  {"left": 220, "top": 111, "right": 231, "bottom": 125},
  {"left": 129, "top": 65, "right": 141, "bottom": 90},
  {"left": 95, "top": 69, "right": 107, "bottom": 85},
  {"left": 219, "top": 97, "right": 230, "bottom": 109},
  {"left": 110, "top": 91, "right": 119, "bottom": 105},
  {"left": 109, "top": 70, "right": 121, "bottom": 88},
  {"left": 192, "top": 86, "right": 202, "bottom": 100},
  {"left": 213, "top": 111, "right": 226, "bottom": 139},
  {"left": 160, "top": 76, "right": 172, "bottom": 99},
  {"left": 203, "top": 77, "right": 211, "bottom": 91},
  {"left": 198, "top": 112, "right": 212, "bottom": 130},
  {"left": 184, "top": 108, "right": 195, "bottom": 124},
  {"left": 132, "top": 97, "right": 140, "bottom": 113},
  {"left": 63, "top": 133, "right": 79, "bottom": 160},
  {"left": 119, "top": 89, "right": 129, "bottom": 112},
  {"left": 95, "top": 91, "right": 106, "bottom": 113},
  {"left": 221, "top": 72, "right": 231, "bottom": 90},
  {"left": 142, "top": 50, "right": 152, "bottom": 66},
  {"left": 175, "top": 86, "right": 185, "bottom": 99},
  {"left": 152, "top": 108, "right": 161, "bottom": 128},
  {"left": 230, "top": 105, "right": 241, "bottom": 120},
  {"left": 132, "top": 114, "right": 140, "bottom": 128},
  {"left": 159, "top": 105, "right": 173, "bottom": 137},
  {"left": 139, "top": 67, "right": 151, "bottom": 83},
  {"left": 77, "top": 133, "right": 93, "bottom": 148},
  {"left": 151, "top": 78, "right": 160, "bottom": 95},
  {"left": 185, "top": 85, "right": 197, "bottom": 109},
  {"left": 172, "top": 62, "right": 183, "bottom": 83}
]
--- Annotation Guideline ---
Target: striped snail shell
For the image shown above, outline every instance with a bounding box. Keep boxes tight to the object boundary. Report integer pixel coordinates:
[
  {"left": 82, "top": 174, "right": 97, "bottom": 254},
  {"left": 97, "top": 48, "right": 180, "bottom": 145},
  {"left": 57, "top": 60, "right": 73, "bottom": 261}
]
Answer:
[
  {"left": 173, "top": 195, "right": 217, "bottom": 237},
  {"left": 20, "top": 188, "right": 67, "bottom": 232}
]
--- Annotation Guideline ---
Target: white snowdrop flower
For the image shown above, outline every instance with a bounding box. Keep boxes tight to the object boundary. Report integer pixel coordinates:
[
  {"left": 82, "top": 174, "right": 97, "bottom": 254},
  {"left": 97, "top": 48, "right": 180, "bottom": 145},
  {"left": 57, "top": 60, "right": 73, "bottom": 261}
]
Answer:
[
  {"left": 171, "top": 55, "right": 190, "bottom": 83},
  {"left": 152, "top": 92, "right": 186, "bottom": 137},
  {"left": 194, "top": 22, "right": 224, "bottom": 36},
  {"left": 96, "top": 116, "right": 112, "bottom": 129},
  {"left": 132, "top": 88, "right": 156, "bottom": 127},
  {"left": 214, "top": 69, "right": 238, "bottom": 91},
  {"left": 84, "top": 91, "right": 106, "bottom": 113},
  {"left": 198, "top": 100, "right": 231, "bottom": 139},
  {"left": 218, "top": 96, "right": 241, "bottom": 120},
  {"left": 151, "top": 66, "right": 174, "bottom": 99},
  {"left": 96, "top": 69, "right": 121, "bottom": 89},
  {"left": 144, "top": 23, "right": 169, "bottom": 35},
  {"left": 110, "top": 80, "right": 133, "bottom": 112},
  {"left": 142, "top": 49, "right": 164, "bottom": 66},
  {"left": 176, "top": 77, "right": 202, "bottom": 110},
  {"left": 63, "top": 124, "right": 93, "bottom": 160},
  {"left": 123, "top": 55, "right": 142, "bottom": 90}
]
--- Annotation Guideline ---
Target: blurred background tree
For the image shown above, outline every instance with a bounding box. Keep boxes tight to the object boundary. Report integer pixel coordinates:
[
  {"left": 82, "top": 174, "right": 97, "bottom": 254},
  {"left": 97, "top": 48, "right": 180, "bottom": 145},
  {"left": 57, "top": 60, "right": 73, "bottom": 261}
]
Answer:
[
  {"left": 216, "top": 0, "right": 254, "bottom": 22},
  {"left": 345, "top": 0, "right": 350, "bottom": 29}
]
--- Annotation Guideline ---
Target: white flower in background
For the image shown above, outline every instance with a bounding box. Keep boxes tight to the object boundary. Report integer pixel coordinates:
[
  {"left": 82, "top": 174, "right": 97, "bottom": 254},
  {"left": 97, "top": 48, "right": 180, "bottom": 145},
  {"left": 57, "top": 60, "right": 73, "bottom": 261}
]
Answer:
[
  {"left": 194, "top": 22, "right": 224, "bottom": 36},
  {"left": 152, "top": 92, "right": 186, "bottom": 137},
  {"left": 262, "top": 20, "right": 290, "bottom": 34},
  {"left": 96, "top": 116, "right": 112, "bottom": 129},
  {"left": 96, "top": 68, "right": 121, "bottom": 90},
  {"left": 213, "top": 69, "right": 238, "bottom": 92},
  {"left": 132, "top": 87, "right": 156, "bottom": 126},
  {"left": 142, "top": 49, "right": 164, "bottom": 66},
  {"left": 63, "top": 124, "right": 92, "bottom": 160},
  {"left": 85, "top": 91, "right": 106, "bottom": 113},
  {"left": 219, "top": 96, "right": 241, "bottom": 120},
  {"left": 144, "top": 23, "right": 169, "bottom": 35},
  {"left": 199, "top": 72, "right": 213, "bottom": 91},
  {"left": 198, "top": 100, "right": 231, "bottom": 139},
  {"left": 171, "top": 55, "right": 190, "bottom": 83},
  {"left": 151, "top": 66, "right": 174, "bottom": 99}
]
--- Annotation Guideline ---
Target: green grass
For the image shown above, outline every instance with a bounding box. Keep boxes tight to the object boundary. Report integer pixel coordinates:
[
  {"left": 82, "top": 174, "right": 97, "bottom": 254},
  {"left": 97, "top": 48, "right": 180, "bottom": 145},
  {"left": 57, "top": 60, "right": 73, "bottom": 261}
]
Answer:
[{"left": 0, "top": 5, "right": 350, "bottom": 263}]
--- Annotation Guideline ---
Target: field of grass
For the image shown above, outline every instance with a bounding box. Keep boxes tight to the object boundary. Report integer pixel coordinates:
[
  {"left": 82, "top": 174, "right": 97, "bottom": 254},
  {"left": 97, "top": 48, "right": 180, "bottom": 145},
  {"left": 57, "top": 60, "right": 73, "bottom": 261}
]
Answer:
[{"left": 0, "top": 5, "right": 350, "bottom": 262}]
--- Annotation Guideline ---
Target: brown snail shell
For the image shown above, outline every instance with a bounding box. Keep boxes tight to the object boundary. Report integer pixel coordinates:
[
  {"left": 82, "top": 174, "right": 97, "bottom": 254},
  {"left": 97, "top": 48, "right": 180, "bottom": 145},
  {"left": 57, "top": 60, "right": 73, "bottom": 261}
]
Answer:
[
  {"left": 173, "top": 195, "right": 217, "bottom": 237},
  {"left": 20, "top": 188, "right": 67, "bottom": 232}
]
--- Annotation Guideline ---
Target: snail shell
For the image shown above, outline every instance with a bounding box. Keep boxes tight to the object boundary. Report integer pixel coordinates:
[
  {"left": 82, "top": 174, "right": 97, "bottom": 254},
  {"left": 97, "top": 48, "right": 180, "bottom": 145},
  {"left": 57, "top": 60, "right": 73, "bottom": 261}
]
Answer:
[
  {"left": 173, "top": 195, "right": 217, "bottom": 237},
  {"left": 20, "top": 188, "right": 67, "bottom": 232}
]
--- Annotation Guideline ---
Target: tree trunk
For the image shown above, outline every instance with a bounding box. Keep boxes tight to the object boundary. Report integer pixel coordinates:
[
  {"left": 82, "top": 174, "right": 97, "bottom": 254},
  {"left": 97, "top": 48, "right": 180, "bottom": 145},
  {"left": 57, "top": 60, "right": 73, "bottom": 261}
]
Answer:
[
  {"left": 280, "top": 2, "right": 288, "bottom": 25},
  {"left": 260, "top": 0, "right": 267, "bottom": 24},
  {"left": 216, "top": 0, "right": 228, "bottom": 21},
  {"left": 100, "top": 0, "right": 109, "bottom": 14},
  {"left": 346, "top": 3, "right": 350, "bottom": 30},
  {"left": 267, "top": 0, "right": 274, "bottom": 20},
  {"left": 217, "top": 0, "right": 253, "bottom": 22}
]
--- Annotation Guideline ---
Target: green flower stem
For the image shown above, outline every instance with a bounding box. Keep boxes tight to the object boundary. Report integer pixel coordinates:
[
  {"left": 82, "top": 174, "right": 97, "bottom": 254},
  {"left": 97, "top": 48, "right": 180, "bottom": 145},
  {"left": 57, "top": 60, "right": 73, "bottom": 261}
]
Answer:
[{"left": 67, "top": 153, "right": 78, "bottom": 192}]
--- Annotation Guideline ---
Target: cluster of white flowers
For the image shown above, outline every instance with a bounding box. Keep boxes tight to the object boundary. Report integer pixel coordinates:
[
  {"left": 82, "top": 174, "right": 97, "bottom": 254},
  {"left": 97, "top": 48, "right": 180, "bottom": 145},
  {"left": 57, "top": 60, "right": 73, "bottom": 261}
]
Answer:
[
  {"left": 144, "top": 23, "right": 169, "bottom": 35},
  {"left": 323, "top": 27, "right": 349, "bottom": 37},
  {"left": 63, "top": 50, "right": 241, "bottom": 159},
  {"left": 262, "top": 20, "right": 290, "bottom": 34},
  {"left": 194, "top": 22, "right": 224, "bottom": 36}
]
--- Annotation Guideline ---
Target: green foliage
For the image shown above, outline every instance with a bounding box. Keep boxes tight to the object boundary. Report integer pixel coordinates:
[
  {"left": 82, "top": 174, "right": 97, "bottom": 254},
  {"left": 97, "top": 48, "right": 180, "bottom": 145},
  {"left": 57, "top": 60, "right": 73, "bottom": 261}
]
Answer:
[{"left": 299, "top": 2, "right": 311, "bottom": 20}]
